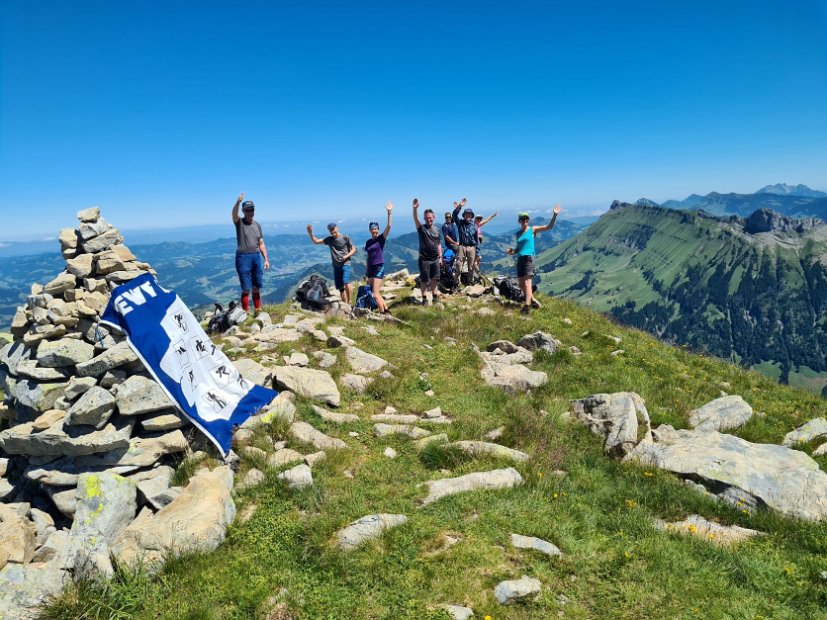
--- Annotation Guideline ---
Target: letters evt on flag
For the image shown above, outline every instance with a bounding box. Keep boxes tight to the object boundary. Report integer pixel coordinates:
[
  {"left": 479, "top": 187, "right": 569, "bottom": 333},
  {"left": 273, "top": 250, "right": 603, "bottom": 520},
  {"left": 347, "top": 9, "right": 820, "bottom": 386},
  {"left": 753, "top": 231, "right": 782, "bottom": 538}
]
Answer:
[{"left": 100, "top": 273, "right": 276, "bottom": 457}]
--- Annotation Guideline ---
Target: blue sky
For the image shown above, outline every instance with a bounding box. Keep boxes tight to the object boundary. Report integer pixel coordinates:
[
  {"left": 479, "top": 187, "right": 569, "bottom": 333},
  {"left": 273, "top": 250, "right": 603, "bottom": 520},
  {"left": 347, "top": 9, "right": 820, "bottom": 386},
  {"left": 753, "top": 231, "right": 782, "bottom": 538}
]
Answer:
[{"left": 1, "top": 0, "right": 826, "bottom": 239}]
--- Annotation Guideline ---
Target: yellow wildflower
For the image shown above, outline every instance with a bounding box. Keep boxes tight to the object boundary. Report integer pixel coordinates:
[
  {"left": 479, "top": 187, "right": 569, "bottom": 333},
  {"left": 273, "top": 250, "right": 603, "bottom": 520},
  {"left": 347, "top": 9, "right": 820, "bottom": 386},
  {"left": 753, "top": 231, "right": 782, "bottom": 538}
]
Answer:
[
  {"left": 643, "top": 471, "right": 654, "bottom": 477},
  {"left": 625, "top": 499, "right": 637, "bottom": 509},
  {"left": 708, "top": 533, "right": 716, "bottom": 540}
]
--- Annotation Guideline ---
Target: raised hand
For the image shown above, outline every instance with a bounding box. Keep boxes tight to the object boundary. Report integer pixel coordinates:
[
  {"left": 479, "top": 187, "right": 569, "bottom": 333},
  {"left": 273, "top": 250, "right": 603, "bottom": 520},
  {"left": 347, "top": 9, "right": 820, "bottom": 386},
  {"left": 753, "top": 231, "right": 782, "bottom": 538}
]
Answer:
[
  {"left": 412, "top": 198, "right": 419, "bottom": 209},
  {"left": 553, "top": 204, "right": 562, "bottom": 215},
  {"left": 385, "top": 201, "right": 394, "bottom": 212},
  {"left": 237, "top": 192, "right": 245, "bottom": 203},
  {"left": 507, "top": 248, "right": 515, "bottom": 255},
  {"left": 306, "top": 224, "right": 313, "bottom": 234},
  {"left": 460, "top": 197, "right": 467, "bottom": 206},
  {"left": 453, "top": 201, "right": 459, "bottom": 208}
]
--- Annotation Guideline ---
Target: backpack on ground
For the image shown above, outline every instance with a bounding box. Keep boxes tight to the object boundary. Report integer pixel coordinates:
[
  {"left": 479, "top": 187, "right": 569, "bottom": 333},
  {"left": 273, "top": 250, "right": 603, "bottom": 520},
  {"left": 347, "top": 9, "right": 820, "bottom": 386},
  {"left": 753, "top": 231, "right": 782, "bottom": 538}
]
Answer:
[
  {"left": 207, "top": 300, "right": 247, "bottom": 334},
  {"left": 493, "top": 276, "right": 535, "bottom": 302},
  {"left": 295, "top": 275, "right": 331, "bottom": 309},
  {"left": 354, "top": 284, "right": 378, "bottom": 310}
]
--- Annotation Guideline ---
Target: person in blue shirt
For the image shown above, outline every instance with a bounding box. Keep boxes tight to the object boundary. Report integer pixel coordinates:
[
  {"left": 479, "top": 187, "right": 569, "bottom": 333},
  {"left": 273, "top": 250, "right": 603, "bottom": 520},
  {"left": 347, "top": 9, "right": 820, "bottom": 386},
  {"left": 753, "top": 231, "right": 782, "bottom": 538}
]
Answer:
[
  {"left": 441, "top": 212, "right": 459, "bottom": 253},
  {"left": 507, "top": 205, "right": 561, "bottom": 314}
]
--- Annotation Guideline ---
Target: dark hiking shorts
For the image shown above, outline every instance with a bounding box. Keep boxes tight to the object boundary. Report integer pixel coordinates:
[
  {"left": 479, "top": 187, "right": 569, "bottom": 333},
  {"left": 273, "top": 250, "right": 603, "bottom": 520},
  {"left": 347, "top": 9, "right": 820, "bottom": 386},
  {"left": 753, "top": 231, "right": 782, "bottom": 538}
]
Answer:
[
  {"left": 517, "top": 255, "right": 535, "bottom": 278},
  {"left": 418, "top": 257, "right": 439, "bottom": 284}
]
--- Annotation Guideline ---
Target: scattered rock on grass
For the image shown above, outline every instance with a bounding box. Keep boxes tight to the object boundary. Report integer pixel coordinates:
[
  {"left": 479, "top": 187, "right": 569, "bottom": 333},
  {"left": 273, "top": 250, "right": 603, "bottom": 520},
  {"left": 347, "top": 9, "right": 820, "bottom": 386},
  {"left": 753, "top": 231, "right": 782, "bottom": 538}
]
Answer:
[
  {"left": 494, "top": 575, "right": 542, "bottom": 604},
  {"left": 334, "top": 514, "right": 408, "bottom": 551},
  {"left": 419, "top": 467, "right": 523, "bottom": 506},
  {"left": 688, "top": 395, "right": 753, "bottom": 432}
]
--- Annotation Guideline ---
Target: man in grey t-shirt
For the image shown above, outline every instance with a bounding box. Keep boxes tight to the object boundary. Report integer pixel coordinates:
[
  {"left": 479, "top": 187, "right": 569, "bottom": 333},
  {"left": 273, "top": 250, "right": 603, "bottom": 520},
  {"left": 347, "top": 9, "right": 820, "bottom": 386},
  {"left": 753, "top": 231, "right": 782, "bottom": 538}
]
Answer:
[
  {"left": 412, "top": 198, "right": 442, "bottom": 306},
  {"left": 307, "top": 222, "right": 356, "bottom": 303},
  {"left": 232, "top": 192, "right": 270, "bottom": 314}
]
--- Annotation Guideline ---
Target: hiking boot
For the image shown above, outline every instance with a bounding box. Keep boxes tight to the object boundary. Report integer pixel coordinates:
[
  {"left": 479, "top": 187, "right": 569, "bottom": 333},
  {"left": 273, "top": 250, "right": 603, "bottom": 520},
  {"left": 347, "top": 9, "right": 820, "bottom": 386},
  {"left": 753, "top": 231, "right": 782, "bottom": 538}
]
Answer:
[
  {"left": 531, "top": 298, "right": 542, "bottom": 309},
  {"left": 520, "top": 305, "right": 531, "bottom": 315}
]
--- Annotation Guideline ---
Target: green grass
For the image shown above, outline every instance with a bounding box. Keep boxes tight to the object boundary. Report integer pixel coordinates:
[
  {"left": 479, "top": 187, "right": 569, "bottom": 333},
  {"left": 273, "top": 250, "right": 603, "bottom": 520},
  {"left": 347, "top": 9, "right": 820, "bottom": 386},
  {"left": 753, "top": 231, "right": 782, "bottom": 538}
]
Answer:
[{"left": 43, "top": 294, "right": 827, "bottom": 620}]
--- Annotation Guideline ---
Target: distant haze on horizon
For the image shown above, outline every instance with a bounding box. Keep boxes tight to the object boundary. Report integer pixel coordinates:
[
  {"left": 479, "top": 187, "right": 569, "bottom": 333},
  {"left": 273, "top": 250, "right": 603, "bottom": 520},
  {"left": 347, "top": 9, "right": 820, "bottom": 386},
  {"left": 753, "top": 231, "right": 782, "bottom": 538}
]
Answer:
[{"left": 1, "top": 1, "right": 825, "bottom": 239}]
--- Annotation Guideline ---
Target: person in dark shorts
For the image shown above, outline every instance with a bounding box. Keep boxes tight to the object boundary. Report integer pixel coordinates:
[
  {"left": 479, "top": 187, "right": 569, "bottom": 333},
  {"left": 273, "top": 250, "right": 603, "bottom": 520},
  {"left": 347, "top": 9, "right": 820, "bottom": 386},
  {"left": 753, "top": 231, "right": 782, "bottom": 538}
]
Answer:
[
  {"left": 412, "top": 198, "right": 442, "bottom": 306},
  {"left": 231, "top": 192, "right": 270, "bottom": 314},
  {"left": 507, "top": 205, "right": 561, "bottom": 314},
  {"left": 307, "top": 221, "right": 356, "bottom": 303},
  {"left": 364, "top": 201, "right": 393, "bottom": 313}
]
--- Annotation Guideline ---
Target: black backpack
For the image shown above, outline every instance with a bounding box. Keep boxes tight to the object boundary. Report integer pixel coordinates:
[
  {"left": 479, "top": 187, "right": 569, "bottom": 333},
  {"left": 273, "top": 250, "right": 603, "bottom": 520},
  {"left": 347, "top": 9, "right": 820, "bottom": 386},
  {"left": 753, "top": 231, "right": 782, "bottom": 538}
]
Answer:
[
  {"left": 207, "top": 301, "right": 247, "bottom": 334},
  {"left": 295, "top": 275, "right": 331, "bottom": 309},
  {"left": 493, "top": 276, "right": 535, "bottom": 302}
]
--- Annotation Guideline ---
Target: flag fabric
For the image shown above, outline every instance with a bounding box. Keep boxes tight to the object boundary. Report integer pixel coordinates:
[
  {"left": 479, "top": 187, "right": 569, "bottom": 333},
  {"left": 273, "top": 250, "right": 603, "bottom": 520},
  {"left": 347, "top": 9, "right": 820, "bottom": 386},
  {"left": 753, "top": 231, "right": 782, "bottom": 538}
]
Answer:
[{"left": 100, "top": 273, "right": 276, "bottom": 457}]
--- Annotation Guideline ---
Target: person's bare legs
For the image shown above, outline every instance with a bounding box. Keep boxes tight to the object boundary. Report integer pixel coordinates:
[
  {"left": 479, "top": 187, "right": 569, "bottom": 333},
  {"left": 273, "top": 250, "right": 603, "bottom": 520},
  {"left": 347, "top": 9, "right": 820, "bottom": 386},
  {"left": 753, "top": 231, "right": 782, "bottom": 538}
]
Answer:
[
  {"left": 520, "top": 276, "right": 533, "bottom": 312},
  {"left": 429, "top": 280, "right": 441, "bottom": 304},
  {"left": 344, "top": 282, "right": 353, "bottom": 304},
  {"left": 370, "top": 277, "right": 387, "bottom": 312}
]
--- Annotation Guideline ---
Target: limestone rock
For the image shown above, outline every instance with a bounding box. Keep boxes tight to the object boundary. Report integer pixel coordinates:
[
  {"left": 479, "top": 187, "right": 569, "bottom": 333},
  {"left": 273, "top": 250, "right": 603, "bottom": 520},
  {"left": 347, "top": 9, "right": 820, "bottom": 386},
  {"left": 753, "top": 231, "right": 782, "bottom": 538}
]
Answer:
[
  {"left": 3, "top": 375, "right": 66, "bottom": 414},
  {"left": 76, "top": 341, "right": 139, "bottom": 377},
  {"left": 236, "top": 468, "right": 266, "bottom": 491},
  {"left": 653, "top": 514, "right": 763, "bottom": 546},
  {"left": 43, "top": 272, "right": 76, "bottom": 296},
  {"left": 0, "top": 563, "right": 70, "bottom": 620},
  {"left": 626, "top": 425, "right": 827, "bottom": 521},
  {"left": 304, "top": 451, "right": 326, "bottom": 467},
  {"left": 419, "top": 467, "right": 523, "bottom": 505},
  {"left": 0, "top": 416, "right": 134, "bottom": 457},
  {"left": 290, "top": 421, "right": 348, "bottom": 450},
  {"left": 113, "top": 466, "right": 235, "bottom": 570},
  {"left": 371, "top": 413, "right": 420, "bottom": 424},
  {"left": 345, "top": 346, "right": 389, "bottom": 374},
  {"left": 341, "top": 373, "right": 373, "bottom": 394},
  {"left": 258, "top": 393, "right": 297, "bottom": 425},
  {"left": 494, "top": 575, "right": 542, "bottom": 605},
  {"left": 688, "top": 395, "right": 753, "bottom": 432},
  {"left": 384, "top": 447, "right": 398, "bottom": 459},
  {"left": 517, "top": 331, "right": 560, "bottom": 353},
  {"left": 66, "top": 386, "right": 116, "bottom": 428},
  {"left": 313, "top": 350, "right": 337, "bottom": 368},
  {"left": 287, "top": 352, "right": 309, "bottom": 367},
  {"left": 511, "top": 533, "right": 563, "bottom": 557},
  {"left": 273, "top": 366, "right": 341, "bottom": 407},
  {"left": 312, "top": 405, "right": 359, "bottom": 423},
  {"left": 0, "top": 504, "right": 37, "bottom": 567},
  {"left": 76, "top": 206, "right": 101, "bottom": 223},
  {"left": 83, "top": 228, "right": 122, "bottom": 253},
  {"left": 480, "top": 361, "right": 547, "bottom": 392},
  {"left": 115, "top": 375, "right": 172, "bottom": 415},
  {"left": 571, "top": 392, "right": 652, "bottom": 456},
  {"left": 233, "top": 358, "right": 274, "bottom": 388},
  {"left": 36, "top": 339, "right": 95, "bottom": 368},
  {"left": 448, "top": 441, "right": 530, "bottom": 463},
  {"left": 334, "top": 514, "right": 408, "bottom": 550},
  {"left": 252, "top": 328, "right": 302, "bottom": 344},
  {"left": 63, "top": 376, "right": 97, "bottom": 401},
  {"left": 268, "top": 449, "right": 306, "bottom": 468},
  {"left": 277, "top": 463, "right": 313, "bottom": 489},
  {"left": 65, "top": 253, "right": 95, "bottom": 278},
  {"left": 374, "top": 423, "right": 431, "bottom": 439},
  {"left": 140, "top": 411, "right": 185, "bottom": 432},
  {"left": 782, "top": 418, "right": 827, "bottom": 447},
  {"left": 439, "top": 604, "right": 474, "bottom": 620}
]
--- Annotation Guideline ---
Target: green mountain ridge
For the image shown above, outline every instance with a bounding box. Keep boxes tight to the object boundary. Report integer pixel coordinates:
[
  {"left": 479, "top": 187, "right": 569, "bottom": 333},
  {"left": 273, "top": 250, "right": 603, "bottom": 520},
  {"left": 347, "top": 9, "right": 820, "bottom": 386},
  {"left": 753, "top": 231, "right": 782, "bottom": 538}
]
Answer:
[{"left": 535, "top": 204, "right": 827, "bottom": 394}]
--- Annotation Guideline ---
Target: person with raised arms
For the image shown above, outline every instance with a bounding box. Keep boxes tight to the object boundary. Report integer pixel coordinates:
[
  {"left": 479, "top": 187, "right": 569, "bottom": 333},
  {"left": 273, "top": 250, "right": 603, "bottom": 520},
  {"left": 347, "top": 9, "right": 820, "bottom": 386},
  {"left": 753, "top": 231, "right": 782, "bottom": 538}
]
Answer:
[
  {"left": 231, "top": 192, "right": 270, "bottom": 315},
  {"left": 364, "top": 201, "right": 393, "bottom": 314},
  {"left": 451, "top": 197, "right": 478, "bottom": 288},
  {"left": 507, "top": 205, "right": 562, "bottom": 314},
  {"left": 306, "top": 221, "right": 356, "bottom": 304},
  {"left": 412, "top": 198, "right": 443, "bottom": 306}
]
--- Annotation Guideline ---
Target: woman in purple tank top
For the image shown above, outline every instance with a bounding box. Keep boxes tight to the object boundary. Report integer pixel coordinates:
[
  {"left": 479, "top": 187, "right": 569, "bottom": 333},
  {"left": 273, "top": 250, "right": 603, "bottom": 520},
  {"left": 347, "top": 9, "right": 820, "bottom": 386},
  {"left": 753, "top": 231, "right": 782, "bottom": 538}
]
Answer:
[{"left": 364, "top": 201, "right": 393, "bottom": 313}]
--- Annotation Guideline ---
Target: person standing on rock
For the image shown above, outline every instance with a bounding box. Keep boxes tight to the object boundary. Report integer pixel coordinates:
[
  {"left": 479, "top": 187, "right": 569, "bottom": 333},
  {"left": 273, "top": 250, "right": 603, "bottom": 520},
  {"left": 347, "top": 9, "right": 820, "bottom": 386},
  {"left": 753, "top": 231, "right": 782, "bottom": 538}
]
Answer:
[
  {"left": 364, "top": 201, "right": 393, "bottom": 314},
  {"left": 232, "top": 192, "right": 270, "bottom": 314},
  {"left": 307, "top": 222, "right": 356, "bottom": 304},
  {"left": 451, "top": 197, "right": 478, "bottom": 288},
  {"left": 412, "top": 198, "right": 442, "bottom": 306},
  {"left": 507, "top": 205, "right": 561, "bottom": 314}
]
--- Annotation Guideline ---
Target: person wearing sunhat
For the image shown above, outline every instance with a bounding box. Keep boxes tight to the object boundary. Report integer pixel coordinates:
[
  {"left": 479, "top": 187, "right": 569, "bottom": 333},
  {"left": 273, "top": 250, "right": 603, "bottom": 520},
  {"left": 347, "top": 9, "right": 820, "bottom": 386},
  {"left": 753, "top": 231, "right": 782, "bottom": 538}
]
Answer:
[
  {"left": 507, "top": 204, "right": 562, "bottom": 314},
  {"left": 306, "top": 220, "right": 356, "bottom": 303},
  {"left": 231, "top": 192, "right": 270, "bottom": 314},
  {"left": 451, "top": 196, "right": 478, "bottom": 288},
  {"left": 364, "top": 201, "right": 394, "bottom": 313}
]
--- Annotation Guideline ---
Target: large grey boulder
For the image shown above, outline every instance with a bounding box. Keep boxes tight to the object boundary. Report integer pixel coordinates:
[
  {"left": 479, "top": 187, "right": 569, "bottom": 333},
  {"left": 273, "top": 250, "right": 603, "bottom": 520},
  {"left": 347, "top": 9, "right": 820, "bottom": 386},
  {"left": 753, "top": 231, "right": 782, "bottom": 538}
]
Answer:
[
  {"left": 480, "top": 361, "right": 547, "bottom": 392},
  {"left": 419, "top": 468, "right": 524, "bottom": 506},
  {"left": 688, "top": 395, "right": 753, "bottom": 432},
  {"left": 517, "top": 331, "right": 560, "bottom": 353},
  {"left": 35, "top": 339, "right": 95, "bottom": 368},
  {"left": 494, "top": 575, "right": 542, "bottom": 605},
  {"left": 0, "top": 416, "right": 134, "bottom": 457},
  {"left": 571, "top": 392, "right": 652, "bottom": 456},
  {"left": 0, "top": 563, "right": 70, "bottom": 620},
  {"left": 273, "top": 366, "right": 341, "bottom": 407},
  {"left": 115, "top": 375, "right": 172, "bottom": 415},
  {"left": 3, "top": 375, "right": 66, "bottom": 414},
  {"left": 66, "top": 386, "right": 116, "bottom": 428},
  {"left": 782, "top": 418, "right": 827, "bottom": 447},
  {"left": 626, "top": 425, "right": 827, "bottom": 521},
  {"left": 334, "top": 514, "right": 408, "bottom": 550},
  {"left": 113, "top": 466, "right": 235, "bottom": 570},
  {"left": 345, "top": 346, "right": 389, "bottom": 374},
  {"left": 290, "top": 421, "right": 348, "bottom": 450},
  {"left": 251, "top": 327, "right": 302, "bottom": 344},
  {"left": 340, "top": 373, "right": 373, "bottom": 394}
]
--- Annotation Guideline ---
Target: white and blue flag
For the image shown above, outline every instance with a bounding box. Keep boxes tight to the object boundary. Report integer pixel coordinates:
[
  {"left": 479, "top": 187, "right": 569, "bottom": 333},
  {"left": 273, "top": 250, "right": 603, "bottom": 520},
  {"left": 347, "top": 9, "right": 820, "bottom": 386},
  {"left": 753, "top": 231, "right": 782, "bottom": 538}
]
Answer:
[{"left": 100, "top": 273, "right": 276, "bottom": 457}]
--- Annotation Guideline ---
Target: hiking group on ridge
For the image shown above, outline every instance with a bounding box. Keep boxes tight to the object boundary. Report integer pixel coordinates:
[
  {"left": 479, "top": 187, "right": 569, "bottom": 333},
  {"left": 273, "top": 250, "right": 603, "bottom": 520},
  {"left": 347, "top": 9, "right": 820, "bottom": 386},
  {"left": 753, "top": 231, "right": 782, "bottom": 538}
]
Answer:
[{"left": 231, "top": 192, "right": 561, "bottom": 315}]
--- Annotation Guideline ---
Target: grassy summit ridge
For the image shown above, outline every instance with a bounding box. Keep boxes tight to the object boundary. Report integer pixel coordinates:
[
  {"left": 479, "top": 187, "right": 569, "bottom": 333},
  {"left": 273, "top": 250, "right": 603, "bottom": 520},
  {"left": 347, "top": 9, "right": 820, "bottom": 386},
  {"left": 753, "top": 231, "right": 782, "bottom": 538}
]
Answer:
[
  {"left": 45, "top": 293, "right": 827, "bottom": 620},
  {"left": 534, "top": 204, "right": 827, "bottom": 394}
]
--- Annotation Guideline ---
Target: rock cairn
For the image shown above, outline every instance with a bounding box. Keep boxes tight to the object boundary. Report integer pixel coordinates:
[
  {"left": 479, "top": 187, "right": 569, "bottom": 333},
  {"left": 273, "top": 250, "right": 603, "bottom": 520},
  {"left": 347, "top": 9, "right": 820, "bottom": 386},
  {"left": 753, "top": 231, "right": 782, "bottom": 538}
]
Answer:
[{"left": 0, "top": 210, "right": 233, "bottom": 619}]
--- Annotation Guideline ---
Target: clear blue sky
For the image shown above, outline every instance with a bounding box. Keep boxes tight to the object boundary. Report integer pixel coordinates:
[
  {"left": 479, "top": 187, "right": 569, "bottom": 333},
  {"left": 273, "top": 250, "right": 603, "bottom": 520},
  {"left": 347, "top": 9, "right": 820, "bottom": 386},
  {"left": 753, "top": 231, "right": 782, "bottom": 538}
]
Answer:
[{"left": 1, "top": 0, "right": 825, "bottom": 239}]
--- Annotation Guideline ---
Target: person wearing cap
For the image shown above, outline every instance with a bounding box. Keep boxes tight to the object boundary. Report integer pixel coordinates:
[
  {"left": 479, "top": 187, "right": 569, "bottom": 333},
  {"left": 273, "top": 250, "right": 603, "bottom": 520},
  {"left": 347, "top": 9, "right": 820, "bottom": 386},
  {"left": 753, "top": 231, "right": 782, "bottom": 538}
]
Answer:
[
  {"left": 507, "top": 205, "right": 562, "bottom": 314},
  {"left": 364, "top": 201, "right": 393, "bottom": 313},
  {"left": 412, "top": 198, "right": 443, "bottom": 306},
  {"left": 231, "top": 192, "right": 270, "bottom": 314},
  {"left": 441, "top": 212, "right": 459, "bottom": 254},
  {"left": 306, "top": 221, "right": 356, "bottom": 303},
  {"left": 451, "top": 197, "right": 479, "bottom": 287}
]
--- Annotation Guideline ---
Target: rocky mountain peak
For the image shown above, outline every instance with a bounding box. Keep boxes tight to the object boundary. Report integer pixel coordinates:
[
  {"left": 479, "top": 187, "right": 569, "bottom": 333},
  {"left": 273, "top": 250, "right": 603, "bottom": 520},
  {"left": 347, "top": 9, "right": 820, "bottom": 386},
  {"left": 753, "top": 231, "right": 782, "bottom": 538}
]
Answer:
[{"left": 743, "top": 208, "right": 824, "bottom": 235}]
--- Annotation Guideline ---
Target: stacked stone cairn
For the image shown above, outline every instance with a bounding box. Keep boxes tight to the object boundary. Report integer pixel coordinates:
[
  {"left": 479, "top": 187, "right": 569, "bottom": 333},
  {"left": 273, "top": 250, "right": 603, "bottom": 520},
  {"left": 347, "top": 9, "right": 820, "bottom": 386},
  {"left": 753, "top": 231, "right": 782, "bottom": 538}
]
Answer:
[{"left": 0, "top": 209, "right": 234, "bottom": 619}]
